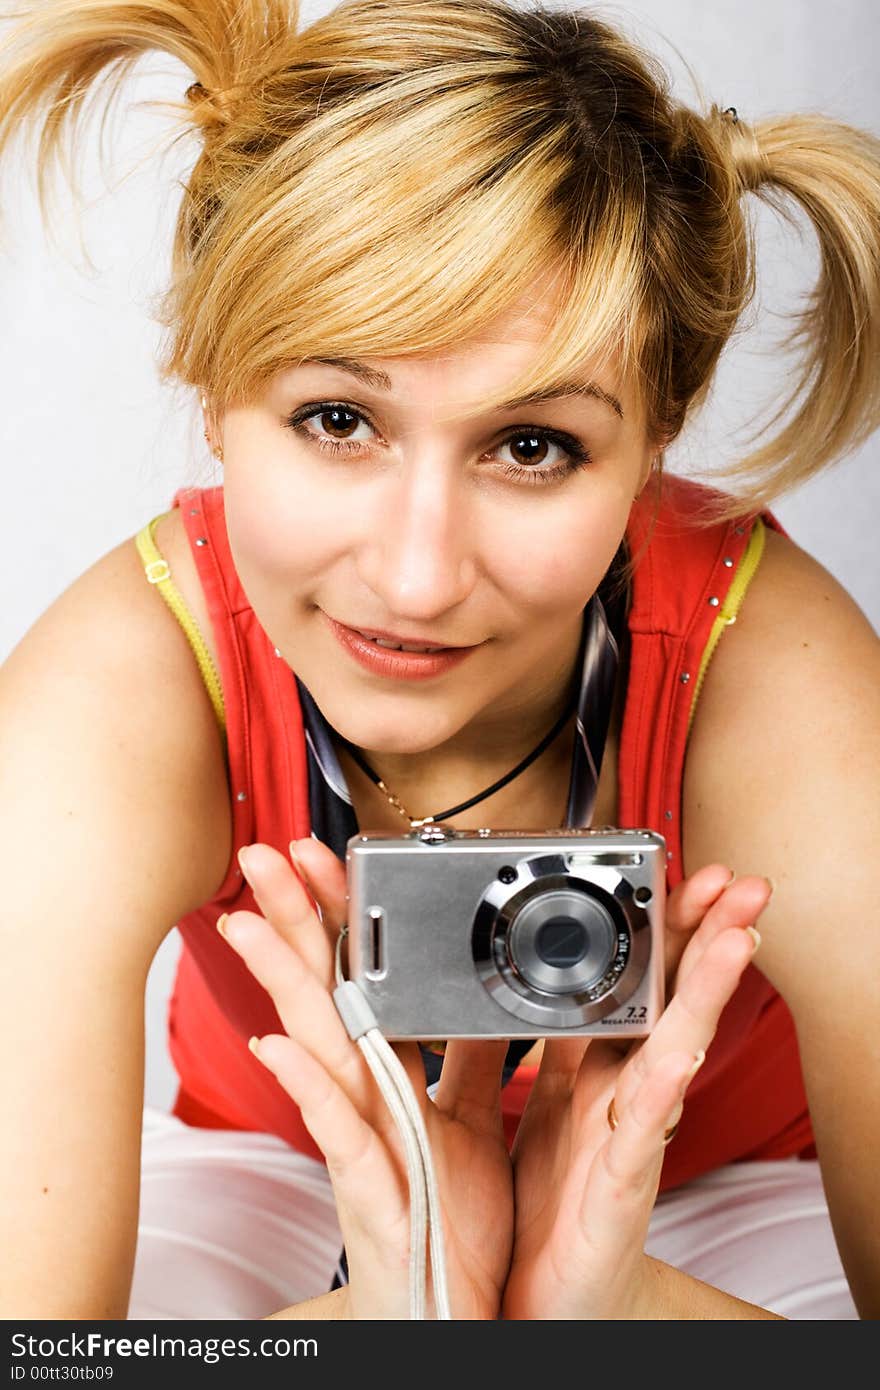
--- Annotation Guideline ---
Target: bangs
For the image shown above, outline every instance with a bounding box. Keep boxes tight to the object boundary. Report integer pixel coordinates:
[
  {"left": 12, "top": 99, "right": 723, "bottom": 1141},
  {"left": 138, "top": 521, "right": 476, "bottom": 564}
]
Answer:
[{"left": 176, "top": 71, "right": 649, "bottom": 415}]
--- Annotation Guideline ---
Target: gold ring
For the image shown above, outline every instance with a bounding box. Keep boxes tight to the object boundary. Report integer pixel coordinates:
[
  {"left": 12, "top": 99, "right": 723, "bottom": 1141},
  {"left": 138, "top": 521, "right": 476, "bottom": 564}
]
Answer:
[{"left": 606, "top": 1095, "right": 679, "bottom": 1145}]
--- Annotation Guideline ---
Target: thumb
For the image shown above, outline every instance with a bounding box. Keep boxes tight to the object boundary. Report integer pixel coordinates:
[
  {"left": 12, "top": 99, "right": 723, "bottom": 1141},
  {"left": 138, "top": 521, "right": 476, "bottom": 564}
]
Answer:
[{"left": 288, "top": 835, "right": 348, "bottom": 936}]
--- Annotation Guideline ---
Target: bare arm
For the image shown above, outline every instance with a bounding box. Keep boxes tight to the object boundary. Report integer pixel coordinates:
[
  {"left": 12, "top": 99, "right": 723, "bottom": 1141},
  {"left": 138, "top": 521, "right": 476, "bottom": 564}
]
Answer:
[
  {"left": 634, "top": 1259, "right": 783, "bottom": 1319},
  {"left": 264, "top": 1288, "right": 350, "bottom": 1319},
  {"left": 683, "top": 527, "right": 880, "bottom": 1318},
  {"left": 0, "top": 537, "right": 231, "bottom": 1318}
]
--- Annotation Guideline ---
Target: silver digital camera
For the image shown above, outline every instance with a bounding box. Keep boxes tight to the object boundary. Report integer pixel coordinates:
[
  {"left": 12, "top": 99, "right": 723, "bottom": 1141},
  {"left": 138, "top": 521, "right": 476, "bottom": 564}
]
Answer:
[{"left": 346, "top": 826, "right": 665, "bottom": 1039}]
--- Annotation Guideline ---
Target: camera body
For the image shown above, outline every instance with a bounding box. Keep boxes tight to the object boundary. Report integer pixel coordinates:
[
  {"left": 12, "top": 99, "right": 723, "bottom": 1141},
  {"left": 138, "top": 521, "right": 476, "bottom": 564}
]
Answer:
[{"left": 346, "top": 826, "right": 666, "bottom": 1039}]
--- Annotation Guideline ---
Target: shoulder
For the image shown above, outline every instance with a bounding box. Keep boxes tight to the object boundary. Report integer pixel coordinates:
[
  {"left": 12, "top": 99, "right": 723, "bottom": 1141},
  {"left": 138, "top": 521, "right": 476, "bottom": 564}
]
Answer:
[
  {"left": 151, "top": 501, "right": 224, "bottom": 675},
  {"left": 4, "top": 515, "right": 232, "bottom": 916},
  {"left": 686, "top": 523, "right": 878, "bottom": 764},
  {"left": 682, "top": 522, "right": 880, "bottom": 998}
]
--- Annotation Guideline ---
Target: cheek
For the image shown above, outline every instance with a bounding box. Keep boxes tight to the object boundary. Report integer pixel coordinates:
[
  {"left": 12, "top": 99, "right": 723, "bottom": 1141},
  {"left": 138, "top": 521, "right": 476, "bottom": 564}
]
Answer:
[
  {"left": 223, "top": 466, "right": 345, "bottom": 592},
  {"left": 488, "top": 493, "right": 629, "bottom": 613}
]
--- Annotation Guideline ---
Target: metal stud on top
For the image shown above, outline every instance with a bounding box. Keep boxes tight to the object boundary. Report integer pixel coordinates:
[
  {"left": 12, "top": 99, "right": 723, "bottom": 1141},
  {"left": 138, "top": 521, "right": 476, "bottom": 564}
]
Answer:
[{"left": 196, "top": 537, "right": 208, "bottom": 547}]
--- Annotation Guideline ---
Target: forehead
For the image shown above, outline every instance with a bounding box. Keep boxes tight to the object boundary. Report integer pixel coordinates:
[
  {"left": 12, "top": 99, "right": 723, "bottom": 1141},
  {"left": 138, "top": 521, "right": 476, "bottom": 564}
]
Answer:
[{"left": 308, "top": 282, "right": 625, "bottom": 407}]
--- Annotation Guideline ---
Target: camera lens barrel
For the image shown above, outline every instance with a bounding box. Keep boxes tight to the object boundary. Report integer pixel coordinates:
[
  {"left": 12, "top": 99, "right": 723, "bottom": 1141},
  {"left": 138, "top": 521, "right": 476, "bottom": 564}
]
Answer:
[
  {"left": 471, "top": 853, "right": 652, "bottom": 1028},
  {"left": 508, "top": 889, "right": 617, "bottom": 995}
]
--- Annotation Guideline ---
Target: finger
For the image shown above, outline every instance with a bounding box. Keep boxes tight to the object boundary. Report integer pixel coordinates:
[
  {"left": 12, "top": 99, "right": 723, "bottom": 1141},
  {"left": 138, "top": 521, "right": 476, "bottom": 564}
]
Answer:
[
  {"left": 673, "top": 874, "right": 771, "bottom": 990},
  {"left": 616, "top": 923, "right": 757, "bottom": 1112},
  {"left": 252, "top": 1032, "right": 410, "bottom": 1231},
  {"left": 224, "top": 909, "right": 432, "bottom": 1134},
  {"left": 289, "top": 836, "right": 348, "bottom": 935},
  {"left": 664, "top": 863, "right": 735, "bottom": 983},
  {"left": 666, "top": 863, "right": 735, "bottom": 935},
  {"left": 238, "top": 840, "right": 336, "bottom": 985},
  {"left": 527, "top": 1037, "right": 593, "bottom": 1107},
  {"left": 221, "top": 910, "right": 380, "bottom": 1117},
  {"left": 576, "top": 1050, "right": 696, "bottom": 1261},
  {"left": 433, "top": 1039, "right": 509, "bottom": 1124},
  {"left": 643, "top": 872, "right": 767, "bottom": 1082}
]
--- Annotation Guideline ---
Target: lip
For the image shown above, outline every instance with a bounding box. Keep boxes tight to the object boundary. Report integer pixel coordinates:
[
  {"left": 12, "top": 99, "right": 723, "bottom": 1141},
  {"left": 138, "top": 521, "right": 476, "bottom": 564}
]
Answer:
[{"left": 324, "top": 613, "right": 480, "bottom": 682}]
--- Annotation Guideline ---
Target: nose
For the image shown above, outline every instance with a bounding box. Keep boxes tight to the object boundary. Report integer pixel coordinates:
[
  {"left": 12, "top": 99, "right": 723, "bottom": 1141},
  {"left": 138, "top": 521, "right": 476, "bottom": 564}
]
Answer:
[{"left": 357, "top": 458, "right": 478, "bottom": 624}]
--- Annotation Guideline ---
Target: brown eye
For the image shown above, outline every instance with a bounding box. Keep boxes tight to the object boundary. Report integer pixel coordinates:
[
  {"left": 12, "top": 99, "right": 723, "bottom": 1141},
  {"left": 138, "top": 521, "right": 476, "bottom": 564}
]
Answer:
[
  {"left": 317, "top": 406, "right": 361, "bottom": 440},
  {"left": 285, "top": 402, "right": 376, "bottom": 455},
  {"left": 505, "top": 433, "right": 553, "bottom": 467},
  {"left": 495, "top": 428, "right": 591, "bottom": 478}
]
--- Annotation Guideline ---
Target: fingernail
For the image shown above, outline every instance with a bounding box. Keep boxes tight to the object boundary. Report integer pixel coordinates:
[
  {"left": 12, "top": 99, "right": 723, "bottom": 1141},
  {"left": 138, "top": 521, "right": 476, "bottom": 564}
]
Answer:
[
  {"left": 237, "top": 846, "right": 253, "bottom": 884},
  {"left": 665, "top": 1099, "right": 684, "bottom": 1131},
  {"left": 686, "top": 1049, "right": 706, "bottom": 1083},
  {"left": 746, "top": 925, "right": 761, "bottom": 953},
  {"left": 247, "top": 1035, "right": 262, "bottom": 1058},
  {"left": 216, "top": 912, "right": 230, "bottom": 941},
  {"left": 724, "top": 869, "right": 736, "bottom": 886},
  {"left": 764, "top": 876, "right": 776, "bottom": 899},
  {"left": 288, "top": 840, "right": 305, "bottom": 875}
]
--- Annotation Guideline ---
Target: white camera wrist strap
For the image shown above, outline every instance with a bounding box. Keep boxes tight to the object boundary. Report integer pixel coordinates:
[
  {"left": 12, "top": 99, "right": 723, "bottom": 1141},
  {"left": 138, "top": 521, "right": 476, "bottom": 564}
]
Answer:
[{"left": 333, "top": 928, "right": 452, "bottom": 1320}]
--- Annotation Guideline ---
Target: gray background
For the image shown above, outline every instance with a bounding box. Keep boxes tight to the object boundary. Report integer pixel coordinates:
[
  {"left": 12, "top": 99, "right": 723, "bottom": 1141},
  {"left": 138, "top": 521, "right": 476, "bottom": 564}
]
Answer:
[{"left": 1, "top": 1, "right": 877, "bottom": 1113}]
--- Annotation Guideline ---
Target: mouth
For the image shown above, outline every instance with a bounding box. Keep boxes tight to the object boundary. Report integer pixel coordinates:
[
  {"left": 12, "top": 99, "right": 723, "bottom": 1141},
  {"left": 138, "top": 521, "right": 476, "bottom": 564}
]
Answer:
[
  {"left": 347, "top": 625, "right": 469, "bottom": 654},
  {"left": 322, "top": 613, "right": 481, "bottom": 681}
]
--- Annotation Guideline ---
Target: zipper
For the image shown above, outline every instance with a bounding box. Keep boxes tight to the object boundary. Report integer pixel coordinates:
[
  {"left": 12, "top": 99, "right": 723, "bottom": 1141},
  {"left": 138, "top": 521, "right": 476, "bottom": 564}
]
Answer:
[{"left": 687, "top": 517, "right": 767, "bottom": 740}]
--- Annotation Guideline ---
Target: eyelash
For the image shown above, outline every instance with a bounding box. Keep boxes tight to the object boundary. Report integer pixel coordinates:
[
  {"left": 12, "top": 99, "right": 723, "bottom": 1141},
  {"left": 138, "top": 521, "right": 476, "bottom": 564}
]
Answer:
[{"left": 283, "top": 401, "right": 592, "bottom": 485}]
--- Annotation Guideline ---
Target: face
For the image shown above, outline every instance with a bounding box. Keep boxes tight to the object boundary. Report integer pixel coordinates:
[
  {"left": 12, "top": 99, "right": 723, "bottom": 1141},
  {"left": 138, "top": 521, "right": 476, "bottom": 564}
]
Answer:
[{"left": 215, "top": 287, "right": 654, "bottom": 757}]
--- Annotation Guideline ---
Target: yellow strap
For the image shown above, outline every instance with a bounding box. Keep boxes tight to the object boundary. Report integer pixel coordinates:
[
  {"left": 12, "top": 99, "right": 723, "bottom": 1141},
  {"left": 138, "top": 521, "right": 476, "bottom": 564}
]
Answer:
[
  {"left": 687, "top": 516, "right": 767, "bottom": 740},
  {"left": 134, "top": 512, "right": 227, "bottom": 735}
]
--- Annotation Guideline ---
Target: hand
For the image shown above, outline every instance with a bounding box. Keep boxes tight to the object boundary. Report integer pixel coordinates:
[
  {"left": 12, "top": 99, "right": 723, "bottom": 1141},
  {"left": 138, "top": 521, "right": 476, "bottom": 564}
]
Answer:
[
  {"left": 501, "top": 869, "right": 772, "bottom": 1320},
  {"left": 218, "top": 838, "right": 514, "bottom": 1320},
  {"left": 664, "top": 862, "right": 739, "bottom": 997}
]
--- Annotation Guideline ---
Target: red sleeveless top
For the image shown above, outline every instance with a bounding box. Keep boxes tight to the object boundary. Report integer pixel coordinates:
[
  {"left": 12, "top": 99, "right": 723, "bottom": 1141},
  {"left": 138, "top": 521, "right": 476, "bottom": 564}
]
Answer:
[{"left": 160, "top": 474, "right": 815, "bottom": 1192}]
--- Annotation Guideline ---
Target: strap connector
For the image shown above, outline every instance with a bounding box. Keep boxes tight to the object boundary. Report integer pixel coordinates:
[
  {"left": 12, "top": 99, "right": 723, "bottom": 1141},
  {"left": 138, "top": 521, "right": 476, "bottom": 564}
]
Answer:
[{"left": 145, "top": 559, "right": 171, "bottom": 584}]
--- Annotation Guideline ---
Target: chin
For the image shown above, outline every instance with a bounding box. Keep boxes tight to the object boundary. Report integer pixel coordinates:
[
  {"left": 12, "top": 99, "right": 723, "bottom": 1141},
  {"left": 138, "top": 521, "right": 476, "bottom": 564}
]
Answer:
[{"left": 320, "top": 697, "right": 469, "bottom": 756}]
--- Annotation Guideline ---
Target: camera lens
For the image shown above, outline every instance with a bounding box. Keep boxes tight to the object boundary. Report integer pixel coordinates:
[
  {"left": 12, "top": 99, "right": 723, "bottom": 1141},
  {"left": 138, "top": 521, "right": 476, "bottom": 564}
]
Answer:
[
  {"left": 534, "top": 916, "right": 589, "bottom": 968},
  {"left": 507, "top": 889, "right": 617, "bottom": 996}
]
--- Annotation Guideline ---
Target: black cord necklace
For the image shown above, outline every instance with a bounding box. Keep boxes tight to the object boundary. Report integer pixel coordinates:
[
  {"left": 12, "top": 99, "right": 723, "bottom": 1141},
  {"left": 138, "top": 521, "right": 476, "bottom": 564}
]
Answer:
[{"left": 337, "top": 691, "right": 578, "bottom": 829}]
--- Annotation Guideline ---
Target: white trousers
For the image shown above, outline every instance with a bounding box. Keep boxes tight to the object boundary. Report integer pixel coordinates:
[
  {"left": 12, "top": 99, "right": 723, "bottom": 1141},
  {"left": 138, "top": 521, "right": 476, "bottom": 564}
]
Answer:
[{"left": 128, "top": 1106, "right": 858, "bottom": 1321}]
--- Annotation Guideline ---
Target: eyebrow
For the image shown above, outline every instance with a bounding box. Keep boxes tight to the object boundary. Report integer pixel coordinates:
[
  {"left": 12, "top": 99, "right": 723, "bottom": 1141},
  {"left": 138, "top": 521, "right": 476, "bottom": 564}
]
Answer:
[{"left": 306, "top": 355, "right": 624, "bottom": 420}]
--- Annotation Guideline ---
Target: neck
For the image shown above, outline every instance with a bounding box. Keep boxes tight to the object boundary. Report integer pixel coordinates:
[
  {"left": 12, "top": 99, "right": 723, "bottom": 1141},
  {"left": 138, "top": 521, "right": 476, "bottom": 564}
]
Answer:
[{"left": 335, "top": 620, "right": 584, "bottom": 830}]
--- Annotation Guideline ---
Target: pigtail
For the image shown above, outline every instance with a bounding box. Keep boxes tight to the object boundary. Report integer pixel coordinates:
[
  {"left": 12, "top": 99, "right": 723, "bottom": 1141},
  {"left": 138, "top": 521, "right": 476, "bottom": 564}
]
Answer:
[
  {"left": 0, "top": 0, "right": 296, "bottom": 236},
  {"left": 710, "top": 108, "right": 880, "bottom": 518}
]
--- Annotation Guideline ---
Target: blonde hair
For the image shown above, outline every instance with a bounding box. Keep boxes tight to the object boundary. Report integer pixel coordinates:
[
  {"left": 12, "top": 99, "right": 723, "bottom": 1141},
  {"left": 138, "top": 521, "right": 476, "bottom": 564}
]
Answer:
[{"left": 1, "top": 0, "right": 879, "bottom": 524}]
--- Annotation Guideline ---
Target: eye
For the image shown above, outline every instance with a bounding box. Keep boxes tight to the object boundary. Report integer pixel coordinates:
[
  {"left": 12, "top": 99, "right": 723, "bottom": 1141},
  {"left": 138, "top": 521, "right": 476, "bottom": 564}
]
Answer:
[
  {"left": 287, "top": 403, "right": 373, "bottom": 452},
  {"left": 283, "top": 402, "right": 592, "bottom": 483},
  {"left": 495, "top": 429, "right": 591, "bottom": 483}
]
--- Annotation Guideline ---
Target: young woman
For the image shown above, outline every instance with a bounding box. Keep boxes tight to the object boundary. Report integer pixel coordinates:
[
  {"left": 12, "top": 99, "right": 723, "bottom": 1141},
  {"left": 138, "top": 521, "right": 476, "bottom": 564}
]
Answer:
[{"left": 1, "top": 0, "right": 878, "bottom": 1321}]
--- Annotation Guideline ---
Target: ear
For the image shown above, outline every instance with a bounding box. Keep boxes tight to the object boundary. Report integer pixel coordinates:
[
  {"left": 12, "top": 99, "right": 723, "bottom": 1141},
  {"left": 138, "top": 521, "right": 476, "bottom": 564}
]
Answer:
[
  {"left": 634, "top": 449, "right": 662, "bottom": 499},
  {"left": 200, "top": 392, "right": 223, "bottom": 459}
]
